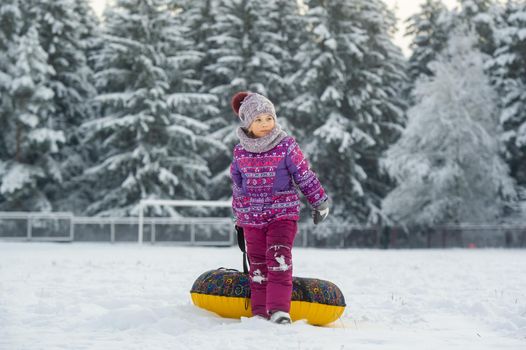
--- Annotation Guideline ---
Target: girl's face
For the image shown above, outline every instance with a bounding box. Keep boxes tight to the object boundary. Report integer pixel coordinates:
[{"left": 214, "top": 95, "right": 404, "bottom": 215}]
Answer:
[{"left": 248, "top": 113, "right": 275, "bottom": 138}]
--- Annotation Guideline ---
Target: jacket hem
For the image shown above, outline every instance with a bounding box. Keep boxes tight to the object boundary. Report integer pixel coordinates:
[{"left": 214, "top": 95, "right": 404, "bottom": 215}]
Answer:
[{"left": 236, "top": 215, "right": 299, "bottom": 228}]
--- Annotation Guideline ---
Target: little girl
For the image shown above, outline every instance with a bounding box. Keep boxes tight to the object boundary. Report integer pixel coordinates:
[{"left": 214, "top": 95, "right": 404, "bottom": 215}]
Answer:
[{"left": 230, "top": 91, "right": 329, "bottom": 324}]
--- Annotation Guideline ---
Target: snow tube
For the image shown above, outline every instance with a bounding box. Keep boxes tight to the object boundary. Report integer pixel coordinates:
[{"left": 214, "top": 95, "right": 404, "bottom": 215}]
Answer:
[{"left": 190, "top": 268, "right": 346, "bottom": 326}]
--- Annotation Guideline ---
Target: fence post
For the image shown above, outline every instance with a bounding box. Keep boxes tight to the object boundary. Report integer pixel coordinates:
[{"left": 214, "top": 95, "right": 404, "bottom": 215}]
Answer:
[
  {"left": 27, "top": 214, "right": 32, "bottom": 241},
  {"left": 230, "top": 224, "right": 235, "bottom": 246},
  {"left": 190, "top": 222, "right": 195, "bottom": 245},
  {"left": 110, "top": 220, "right": 115, "bottom": 243},
  {"left": 70, "top": 217, "right": 74, "bottom": 241},
  {"left": 138, "top": 202, "right": 144, "bottom": 244},
  {"left": 151, "top": 221, "right": 155, "bottom": 244}
]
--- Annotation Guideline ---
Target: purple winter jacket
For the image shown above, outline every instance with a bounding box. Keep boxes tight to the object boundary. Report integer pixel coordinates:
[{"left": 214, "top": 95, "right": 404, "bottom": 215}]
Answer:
[{"left": 230, "top": 136, "right": 328, "bottom": 228}]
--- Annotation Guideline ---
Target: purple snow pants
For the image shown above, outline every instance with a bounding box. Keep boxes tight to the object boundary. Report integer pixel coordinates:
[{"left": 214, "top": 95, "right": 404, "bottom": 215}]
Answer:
[{"left": 244, "top": 220, "right": 298, "bottom": 318}]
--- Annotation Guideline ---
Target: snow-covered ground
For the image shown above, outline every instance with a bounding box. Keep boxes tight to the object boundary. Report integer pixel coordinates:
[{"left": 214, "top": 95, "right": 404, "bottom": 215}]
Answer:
[{"left": 1, "top": 242, "right": 525, "bottom": 350}]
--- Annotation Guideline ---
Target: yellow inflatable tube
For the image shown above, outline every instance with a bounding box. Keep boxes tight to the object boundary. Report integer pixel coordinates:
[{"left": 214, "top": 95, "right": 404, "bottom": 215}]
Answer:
[{"left": 190, "top": 269, "right": 346, "bottom": 326}]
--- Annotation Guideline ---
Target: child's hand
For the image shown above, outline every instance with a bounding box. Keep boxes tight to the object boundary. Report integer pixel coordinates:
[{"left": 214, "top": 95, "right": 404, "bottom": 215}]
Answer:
[{"left": 312, "top": 200, "right": 329, "bottom": 225}]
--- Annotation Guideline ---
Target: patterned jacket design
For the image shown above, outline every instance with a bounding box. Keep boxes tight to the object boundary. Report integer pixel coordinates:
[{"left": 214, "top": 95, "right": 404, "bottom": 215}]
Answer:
[{"left": 230, "top": 136, "right": 328, "bottom": 228}]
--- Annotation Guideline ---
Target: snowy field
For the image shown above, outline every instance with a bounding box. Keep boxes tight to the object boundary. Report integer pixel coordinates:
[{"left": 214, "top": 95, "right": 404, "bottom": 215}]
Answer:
[{"left": 1, "top": 242, "right": 525, "bottom": 350}]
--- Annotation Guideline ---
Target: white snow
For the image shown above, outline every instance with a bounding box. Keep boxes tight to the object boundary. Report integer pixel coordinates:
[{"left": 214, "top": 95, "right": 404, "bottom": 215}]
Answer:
[
  {"left": 0, "top": 164, "right": 44, "bottom": 195},
  {"left": 1, "top": 242, "right": 525, "bottom": 350},
  {"left": 28, "top": 128, "right": 66, "bottom": 153}
]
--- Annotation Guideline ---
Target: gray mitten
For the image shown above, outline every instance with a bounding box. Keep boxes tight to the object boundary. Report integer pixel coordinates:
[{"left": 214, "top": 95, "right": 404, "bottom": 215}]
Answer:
[{"left": 311, "top": 200, "right": 329, "bottom": 225}]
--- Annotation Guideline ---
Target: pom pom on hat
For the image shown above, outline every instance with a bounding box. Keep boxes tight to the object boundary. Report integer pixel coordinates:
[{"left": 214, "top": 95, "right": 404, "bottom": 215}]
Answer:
[{"left": 231, "top": 91, "right": 249, "bottom": 116}]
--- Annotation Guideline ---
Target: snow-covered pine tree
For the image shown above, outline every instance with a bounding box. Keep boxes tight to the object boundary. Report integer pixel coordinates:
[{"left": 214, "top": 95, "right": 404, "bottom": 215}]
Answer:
[
  {"left": 164, "top": 0, "right": 223, "bottom": 207},
  {"left": 286, "top": 0, "right": 354, "bottom": 224},
  {"left": 179, "top": 0, "right": 219, "bottom": 95},
  {"left": 0, "top": 26, "right": 65, "bottom": 211},
  {"left": 383, "top": 32, "right": 515, "bottom": 227},
  {"left": 177, "top": 0, "right": 230, "bottom": 200},
  {"left": 280, "top": 1, "right": 341, "bottom": 140},
  {"left": 204, "top": 0, "right": 263, "bottom": 130},
  {"left": 19, "top": 0, "right": 98, "bottom": 213},
  {"left": 489, "top": 0, "right": 526, "bottom": 189},
  {"left": 251, "top": 0, "right": 305, "bottom": 112},
  {"left": 201, "top": 0, "right": 299, "bottom": 199},
  {"left": 203, "top": 0, "right": 297, "bottom": 129},
  {"left": 0, "top": 0, "right": 24, "bottom": 159},
  {"left": 288, "top": 0, "right": 407, "bottom": 225},
  {"left": 267, "top": 0, "right": 310, "bottom": 132},
  {"left": 84, "top": 0, "right": 215, "bottom": 217},
  {"left": 56, "top": 0, "right": 103, "bottom": 213},
  {"left": 24, "top": 0, "right": 96, "bottom": 144},
  {"left": 456, "top": 0, "right": 502, "bottom": 55},
  {"left": 405, "top": 0, "right": 453, "bottom": 84},
  {"left": 354, "top": 0, "right": 408, "bottom": 168},
  {"left": 73, "top": 0, "right": 103, "bottom": 73},
  {"left": 0, "top": 0, "right": 22, "bottom": 52}
]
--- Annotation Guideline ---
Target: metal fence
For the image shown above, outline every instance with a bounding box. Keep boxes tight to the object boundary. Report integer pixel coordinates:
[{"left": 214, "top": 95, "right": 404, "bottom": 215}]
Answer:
[
  {"left": 298, "top": 224, "right": 526, "bottom": 248},
  {"left": 1, "top": 212, "right": 525, "bottom": 248},
  {"left": 0, "top": 212, "right": 234, "bottom": 246}
]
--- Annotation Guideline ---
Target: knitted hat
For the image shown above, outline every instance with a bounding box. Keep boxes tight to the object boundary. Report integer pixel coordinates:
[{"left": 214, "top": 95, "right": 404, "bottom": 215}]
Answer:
[{"left": 231, "top": 92, "right": 276, "bottom": 129}]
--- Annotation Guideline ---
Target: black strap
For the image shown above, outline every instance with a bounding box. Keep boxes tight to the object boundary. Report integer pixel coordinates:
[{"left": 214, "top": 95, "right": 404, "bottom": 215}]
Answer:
[{"left": 235, "top": 226, "right": 249, "bottom": 274}]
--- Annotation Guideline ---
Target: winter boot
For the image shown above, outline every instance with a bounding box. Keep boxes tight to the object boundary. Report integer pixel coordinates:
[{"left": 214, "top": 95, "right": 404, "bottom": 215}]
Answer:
[{"left": 269, "top": 311, "right": 291, "bottom": 324}]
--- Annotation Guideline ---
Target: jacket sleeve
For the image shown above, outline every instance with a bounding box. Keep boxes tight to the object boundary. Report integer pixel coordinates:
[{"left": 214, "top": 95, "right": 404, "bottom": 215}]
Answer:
[
  {"left": 230, "top": 158, "right": 243, "bottom": 220},
  {"left": 285, "top": 139, "right": 328, "bottom": 208}
]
